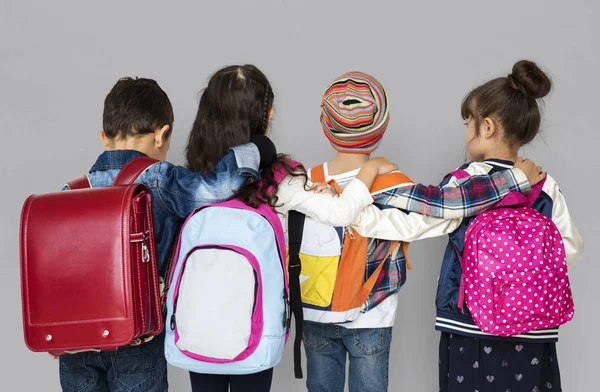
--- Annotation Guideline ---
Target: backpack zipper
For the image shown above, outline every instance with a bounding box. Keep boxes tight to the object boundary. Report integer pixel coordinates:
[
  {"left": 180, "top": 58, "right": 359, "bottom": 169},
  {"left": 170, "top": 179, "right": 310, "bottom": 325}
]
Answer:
[{"left": 495, "top": 286, "right": 508, "bottom": 317}]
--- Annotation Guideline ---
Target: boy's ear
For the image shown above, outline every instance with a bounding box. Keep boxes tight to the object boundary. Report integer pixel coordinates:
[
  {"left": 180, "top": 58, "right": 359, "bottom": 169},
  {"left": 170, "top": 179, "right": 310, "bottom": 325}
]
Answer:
[
  {"left": 154, "top": 125, "right": 170, "bottom": 147},
  {"left": 481, "top": 117, "right": 498, "bottom": 139},
  {"left": 264, "top": 108, "right": 274, "bottom": 134},
  {"left": 99, "top": 130, "right": 114, "bottom": 150}
]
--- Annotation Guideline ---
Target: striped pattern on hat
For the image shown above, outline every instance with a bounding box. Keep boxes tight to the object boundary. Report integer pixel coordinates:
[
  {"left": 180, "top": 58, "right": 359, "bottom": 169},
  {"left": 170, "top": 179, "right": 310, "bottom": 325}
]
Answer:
[{"left": 321, "top": 72, "right": 389, "bottom": 154}]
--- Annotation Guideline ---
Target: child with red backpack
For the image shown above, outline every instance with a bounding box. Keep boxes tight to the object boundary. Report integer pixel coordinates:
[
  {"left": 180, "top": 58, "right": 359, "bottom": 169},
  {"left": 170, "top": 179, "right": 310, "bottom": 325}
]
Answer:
[
  {"left": 54, "top": 77, "right": 277, "bottom": 392},
  {"left": 431, "top": 61, "right": 583, "bottom": 392}
]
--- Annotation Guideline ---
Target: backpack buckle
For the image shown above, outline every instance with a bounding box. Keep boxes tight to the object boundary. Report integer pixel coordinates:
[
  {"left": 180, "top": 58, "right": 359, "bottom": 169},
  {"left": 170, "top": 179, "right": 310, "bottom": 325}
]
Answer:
[{"left": 142, "top": 242, "right": 150, "bottom": 263}]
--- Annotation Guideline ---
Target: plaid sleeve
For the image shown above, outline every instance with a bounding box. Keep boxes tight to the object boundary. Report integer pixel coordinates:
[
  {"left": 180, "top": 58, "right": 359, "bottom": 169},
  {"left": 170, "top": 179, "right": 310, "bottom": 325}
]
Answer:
[{"left": 372, "top": 168, "right": 531, "bottom": 219}]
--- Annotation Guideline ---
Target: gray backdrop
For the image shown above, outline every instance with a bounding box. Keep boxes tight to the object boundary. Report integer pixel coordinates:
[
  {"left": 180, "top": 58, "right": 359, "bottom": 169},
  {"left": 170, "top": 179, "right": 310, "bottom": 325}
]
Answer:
[{"left": 1, "top": 1, "right": 597, "bottom": 391}]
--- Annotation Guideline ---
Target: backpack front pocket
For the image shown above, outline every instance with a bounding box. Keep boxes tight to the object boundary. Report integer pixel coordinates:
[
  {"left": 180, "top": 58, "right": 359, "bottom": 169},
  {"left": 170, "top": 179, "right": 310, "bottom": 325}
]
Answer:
[
  {"left": 172, "top": 245, "right": 263, "bottom": 362},
  {"left": 492, "top": 268, "right": 567, "bottom": 333}
]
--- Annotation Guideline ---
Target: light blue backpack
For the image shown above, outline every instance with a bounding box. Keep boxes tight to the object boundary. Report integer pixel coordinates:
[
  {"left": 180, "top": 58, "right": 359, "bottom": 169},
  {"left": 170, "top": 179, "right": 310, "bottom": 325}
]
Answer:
[{"left": 164, "top": 197, "right": 305, "bottom": 377}]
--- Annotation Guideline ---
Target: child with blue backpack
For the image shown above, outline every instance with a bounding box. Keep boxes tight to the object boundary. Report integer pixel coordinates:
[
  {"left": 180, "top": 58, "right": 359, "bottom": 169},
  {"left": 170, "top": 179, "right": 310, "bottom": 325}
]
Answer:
[
  {"left": 423, "top": 60, "right": 582, "bottom": 392},
  {"left": 58, "top": 77, "right": 277, "bottom": 392},
  {"left": 168, "top": 65, "right": 545, "bottom": 392}
]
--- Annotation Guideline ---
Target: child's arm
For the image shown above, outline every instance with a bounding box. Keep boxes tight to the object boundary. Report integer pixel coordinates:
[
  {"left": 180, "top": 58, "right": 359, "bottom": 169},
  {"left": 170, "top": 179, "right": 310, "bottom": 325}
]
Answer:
[
  {"left": 373, "top": 159, "right": 541, "bottom": 219},
  {"left": 543, "top": 175, "right": 584, "bottom": 267},
  {"left": 277, "top": 158, "right": 396, "bottom": 227},
  {"left": 351, "top": 161, "right": 550, "bottom": 243},
  {"left": 351, "top": 171, "right": 463, "bottom": 241},
  {"left": 156, "top": 136, "right": 276, "bottom": 219},
  {"left": 351, "top": 205, "right": 461, "bottom": 241}
]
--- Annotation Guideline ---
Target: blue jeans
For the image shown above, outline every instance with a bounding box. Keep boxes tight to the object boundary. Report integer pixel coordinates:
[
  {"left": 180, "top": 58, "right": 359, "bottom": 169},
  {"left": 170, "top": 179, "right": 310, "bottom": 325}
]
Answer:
[
  {"left": 303, "top": 322, "right": 392, "bottom": 392},
  {"left": 59, "top": 333, "right": 167, "bottom": 392}
]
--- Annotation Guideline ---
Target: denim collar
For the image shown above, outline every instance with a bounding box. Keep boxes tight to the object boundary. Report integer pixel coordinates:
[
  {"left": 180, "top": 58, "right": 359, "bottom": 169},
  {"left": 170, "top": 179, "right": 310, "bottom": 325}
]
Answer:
[{"left": 90, "top": 150, "right": 148, "bottom": 173}]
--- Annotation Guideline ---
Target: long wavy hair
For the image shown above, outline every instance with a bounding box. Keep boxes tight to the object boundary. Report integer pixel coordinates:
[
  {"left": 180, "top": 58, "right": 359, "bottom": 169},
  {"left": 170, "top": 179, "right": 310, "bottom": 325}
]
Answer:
[{"left": 185, "top": 64, "right": 306, "bottom": 208}]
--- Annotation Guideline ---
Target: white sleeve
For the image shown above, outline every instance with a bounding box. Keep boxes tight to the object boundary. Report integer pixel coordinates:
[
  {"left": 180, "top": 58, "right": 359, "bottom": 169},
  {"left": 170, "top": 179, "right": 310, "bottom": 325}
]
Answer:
[
  {"left": 276, "top": 174, "right": 373, "bottom": 227},
  {"left": 351, "top": 205, "right": 462, "bottom": 241},
  {"left": 543, "top": 175, "right": 584, "bottom": 268}
]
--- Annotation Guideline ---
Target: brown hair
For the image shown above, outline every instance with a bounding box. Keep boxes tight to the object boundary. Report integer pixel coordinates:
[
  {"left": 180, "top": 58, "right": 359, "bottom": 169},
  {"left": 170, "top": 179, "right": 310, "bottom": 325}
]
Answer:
[
  {"left": 461, "top": 60, "right": 552, "bottom": 146},
  {"left": 185, "top": 65, "right": 307, "bottom": 208},
  {"left": 103, "top": 77, "right": 174, "bottom": 140}
]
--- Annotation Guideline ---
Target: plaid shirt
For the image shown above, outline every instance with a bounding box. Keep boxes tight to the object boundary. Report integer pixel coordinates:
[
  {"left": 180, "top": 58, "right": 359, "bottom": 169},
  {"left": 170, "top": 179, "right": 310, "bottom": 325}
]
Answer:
[
  {"left": 362, "top": 167, "right": 531, "bottom": 312},
  {"left": 363, "top": 237, "right": 405, "bottom": 311}
]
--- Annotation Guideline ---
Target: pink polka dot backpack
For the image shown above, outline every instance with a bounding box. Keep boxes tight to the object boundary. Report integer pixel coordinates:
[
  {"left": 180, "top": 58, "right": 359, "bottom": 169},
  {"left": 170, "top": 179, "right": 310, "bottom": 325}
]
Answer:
[{"left": 457, "top": 178, "right": 574, "bottom": 336}]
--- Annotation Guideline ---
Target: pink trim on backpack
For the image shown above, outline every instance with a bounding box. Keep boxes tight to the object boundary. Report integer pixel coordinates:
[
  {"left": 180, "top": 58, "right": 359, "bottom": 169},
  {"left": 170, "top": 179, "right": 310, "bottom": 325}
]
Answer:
[
  {"left": 450, "top": 169, "right": 471, "bottom": 180},
  {"left": 172, "top": 244, "right": 264, "bottom": 363},
  {"left": 495, "top": 179, "right": 546, "bottom": 209}
]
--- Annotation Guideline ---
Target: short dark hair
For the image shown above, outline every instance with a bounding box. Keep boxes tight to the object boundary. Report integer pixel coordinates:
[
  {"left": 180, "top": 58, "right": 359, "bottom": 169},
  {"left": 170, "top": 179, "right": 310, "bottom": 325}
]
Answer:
[
  {"left": 103, "top": 77, "right": 174, "bottom": 140},
  {"left": 461, "top": 60, "right": 552, "bottom": 146}
]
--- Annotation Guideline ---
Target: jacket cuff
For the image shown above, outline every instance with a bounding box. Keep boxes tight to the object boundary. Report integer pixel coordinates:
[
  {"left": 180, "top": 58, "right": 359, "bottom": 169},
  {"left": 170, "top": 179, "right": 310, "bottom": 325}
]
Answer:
[
  {"left": 230, "top": 143, "right": 260, "bottom": 178},
  {"left": 507, "top": 168, "right": 532, "bottom": 194}
]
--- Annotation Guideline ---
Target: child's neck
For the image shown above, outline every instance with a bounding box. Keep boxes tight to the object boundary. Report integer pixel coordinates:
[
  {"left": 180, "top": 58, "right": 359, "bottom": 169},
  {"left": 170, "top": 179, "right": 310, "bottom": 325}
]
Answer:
[
  {"left": 482, "top": 144, "right": 519, "bottom": 163},
  {"left": 327, "top": 152, "right": 370, "bottom": 175},
  {"left": 109, "top": 138, "right": 154, "bottom": 157}
]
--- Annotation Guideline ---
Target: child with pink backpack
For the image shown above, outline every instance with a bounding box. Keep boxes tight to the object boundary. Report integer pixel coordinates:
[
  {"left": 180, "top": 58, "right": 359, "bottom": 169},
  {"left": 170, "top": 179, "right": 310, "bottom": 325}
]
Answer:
[
  {"left": 432, "top": 60, "right": 583, "bottom": 391},
  {"left": 164, "top": 64, "right": 546, "bottom": 392}
]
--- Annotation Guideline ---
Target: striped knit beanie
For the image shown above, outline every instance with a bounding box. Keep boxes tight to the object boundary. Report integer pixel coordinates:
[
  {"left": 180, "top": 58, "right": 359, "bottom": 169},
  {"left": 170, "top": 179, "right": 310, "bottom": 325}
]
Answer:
[{"left": 321, "top": 72, "right": 389, "bottom": 154}]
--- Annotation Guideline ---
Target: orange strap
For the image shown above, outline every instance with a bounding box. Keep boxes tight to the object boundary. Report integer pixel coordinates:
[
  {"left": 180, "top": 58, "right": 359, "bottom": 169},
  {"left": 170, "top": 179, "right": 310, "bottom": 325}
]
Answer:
[
  {"left": 331, "top": 228, "right": 370, "bottom": 311},
  {"left": 328, "top": 180, "right": 343, "bottom": 195},
  {"left": 310, "top": 164, "right": 326, "bottom": 183},
  {"left": 311, "top": 164, "right": 343, "bottom": 195},
  {"left": 370, "top": 171, "right": 414, "bottom": 193},
  {"left": 403, "top": 242, "right": 412, "bottom": 270}
]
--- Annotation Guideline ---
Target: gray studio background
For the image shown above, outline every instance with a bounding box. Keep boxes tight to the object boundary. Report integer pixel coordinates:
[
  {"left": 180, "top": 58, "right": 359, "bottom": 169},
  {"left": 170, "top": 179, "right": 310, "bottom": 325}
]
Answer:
[{"left": 1, "top": 1, "right": 597, "bottom": 390}]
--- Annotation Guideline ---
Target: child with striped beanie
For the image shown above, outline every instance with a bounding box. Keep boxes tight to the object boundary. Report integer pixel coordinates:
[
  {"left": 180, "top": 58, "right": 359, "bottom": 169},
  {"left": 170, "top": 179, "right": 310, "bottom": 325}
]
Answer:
[
  {"left": 321, "top": 72, "right": 389, "bottom": 154},
  {"left": 301, "top": 71, "right": 543, "bottom": 392},
  {"left": 303, "top": 72, "right": 402, "bottom": 392}
]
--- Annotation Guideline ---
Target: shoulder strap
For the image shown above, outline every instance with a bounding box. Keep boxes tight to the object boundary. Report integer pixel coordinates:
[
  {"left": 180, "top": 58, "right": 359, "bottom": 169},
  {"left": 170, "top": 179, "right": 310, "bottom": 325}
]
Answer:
[
  {"left": 161, "top": 224, "right": 182, "bottom": 310},
  {"left": 495, "top": 177, "right": 547, "bottom": 209},
  {"left": 65, "top": 175, "right": 91, "bottom": 190},
  {"left": 309, "top": 164, "right": 326, "bottom": 183},
  {"left": 310, "top": 163, "right": 344, "bottom": 195},
  {"left": 113, "top": 156, "right": 158, "bottom": 186},
  {"left": 287, "top": 210, "right": 306, "bottom": 379},
  {"left": 369, "top": 171, "right": 414, "bottom": 193}
]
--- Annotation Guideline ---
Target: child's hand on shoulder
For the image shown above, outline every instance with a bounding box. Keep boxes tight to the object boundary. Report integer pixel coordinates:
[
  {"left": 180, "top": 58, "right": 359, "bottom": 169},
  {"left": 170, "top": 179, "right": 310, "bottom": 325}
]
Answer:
[
  {"left": 311, "top": 182, "right": 336, "bottom": 195},
  {"left": 355, "top": 157, "right": 398, "bottom": 189},
  {"left": 515, "top": 157, "right": 546, "bottom": 186},
  {"left": 366, "top": 157, "right": 398, "bottom": 176}
]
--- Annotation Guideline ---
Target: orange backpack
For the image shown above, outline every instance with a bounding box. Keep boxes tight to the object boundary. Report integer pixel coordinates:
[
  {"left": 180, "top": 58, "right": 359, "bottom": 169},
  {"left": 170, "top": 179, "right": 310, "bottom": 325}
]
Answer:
[{"left": 299, "top": 164, "right": 412, "bottom": 323}]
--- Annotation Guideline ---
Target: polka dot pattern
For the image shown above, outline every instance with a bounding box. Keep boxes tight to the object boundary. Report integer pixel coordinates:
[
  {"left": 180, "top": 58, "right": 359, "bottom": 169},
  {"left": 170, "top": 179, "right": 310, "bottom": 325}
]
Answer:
[{"left": 460, "top": 207, "right": 574, "bottom": 336}]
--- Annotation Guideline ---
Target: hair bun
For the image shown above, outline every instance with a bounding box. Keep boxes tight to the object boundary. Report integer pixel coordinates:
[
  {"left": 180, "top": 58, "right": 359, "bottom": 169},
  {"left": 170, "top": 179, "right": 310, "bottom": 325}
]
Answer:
[{"left": 508, "top": 60, "right": 552, "bottom": 99}]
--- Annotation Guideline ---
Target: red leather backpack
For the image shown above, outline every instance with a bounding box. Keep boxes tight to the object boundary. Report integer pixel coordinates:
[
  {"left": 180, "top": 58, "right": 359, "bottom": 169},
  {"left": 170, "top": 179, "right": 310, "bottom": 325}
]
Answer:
[{"left": 20, "top": 157, "right": 163, "bottom": 354}]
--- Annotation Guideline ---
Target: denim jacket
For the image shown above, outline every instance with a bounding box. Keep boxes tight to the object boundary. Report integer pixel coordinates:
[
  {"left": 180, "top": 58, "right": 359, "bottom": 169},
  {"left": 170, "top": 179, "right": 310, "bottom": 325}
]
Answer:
[{"left": 63, "top": 143, "right": 261, "bottom": 276}]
